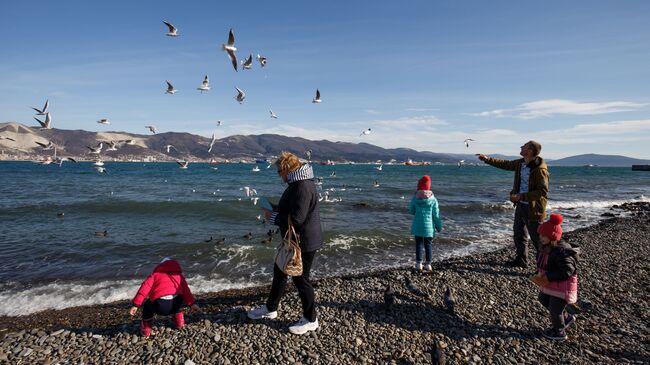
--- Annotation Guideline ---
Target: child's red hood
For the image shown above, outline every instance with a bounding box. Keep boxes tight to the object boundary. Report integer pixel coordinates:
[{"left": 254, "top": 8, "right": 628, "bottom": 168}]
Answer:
[{"left": 153, "top": 259, "right": 183, "bottom": 274}]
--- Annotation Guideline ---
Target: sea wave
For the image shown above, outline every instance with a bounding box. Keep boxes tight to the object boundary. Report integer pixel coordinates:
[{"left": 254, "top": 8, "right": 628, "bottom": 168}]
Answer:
[{"left": 548, "top": 195, "right": 649, "bottom": 210}]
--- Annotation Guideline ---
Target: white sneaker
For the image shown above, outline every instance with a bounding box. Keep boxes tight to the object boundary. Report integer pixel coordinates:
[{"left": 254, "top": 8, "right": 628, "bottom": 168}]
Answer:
[
  {"left": 288, "top": 317, "right": 319, "bottom": 335},
  {"left": 247, "top": 304, "right": 278, "bottom": 320},
  {"left": 415, "top": 262, "right": 423, "bottom": 271},
  {"left": 425, "top": 263, "right": 433, "bottom": 272}
]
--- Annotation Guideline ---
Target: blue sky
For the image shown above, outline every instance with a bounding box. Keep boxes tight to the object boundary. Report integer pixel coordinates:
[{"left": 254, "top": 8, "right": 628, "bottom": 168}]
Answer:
[{"left": 1, "top": 0, "right": 650, "bottom": 159}]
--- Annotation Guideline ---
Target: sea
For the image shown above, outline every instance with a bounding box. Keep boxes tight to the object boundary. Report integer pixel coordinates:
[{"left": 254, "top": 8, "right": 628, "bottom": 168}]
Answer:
[{"left": 0, "top": 161, "right": 648, "bottom": 316}]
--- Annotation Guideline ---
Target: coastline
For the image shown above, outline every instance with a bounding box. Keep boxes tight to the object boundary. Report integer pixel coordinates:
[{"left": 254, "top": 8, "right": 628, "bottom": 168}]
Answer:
[{"left": 1, "top": 207, "right": 649, "bottom": 364}]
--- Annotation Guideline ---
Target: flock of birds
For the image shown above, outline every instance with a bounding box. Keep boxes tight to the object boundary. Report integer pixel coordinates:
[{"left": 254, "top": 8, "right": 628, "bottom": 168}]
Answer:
[{"left": 0, "top": 21, "right": 482, "bottom": 172}]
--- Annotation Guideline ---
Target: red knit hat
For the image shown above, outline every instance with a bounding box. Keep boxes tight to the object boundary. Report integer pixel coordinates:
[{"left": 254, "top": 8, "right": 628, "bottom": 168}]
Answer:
[
  {"left": 417, "top": 175, "right": 431, "bottom": 191},
  {"left": 537, "top": 213, "right": 563, "bottom": 241}
]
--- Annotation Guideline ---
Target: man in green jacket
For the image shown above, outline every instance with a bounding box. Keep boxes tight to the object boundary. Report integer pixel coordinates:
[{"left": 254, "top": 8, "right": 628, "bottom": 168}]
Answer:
[{"left": 477, "top": 141, "right": 549, "bottom": 268}]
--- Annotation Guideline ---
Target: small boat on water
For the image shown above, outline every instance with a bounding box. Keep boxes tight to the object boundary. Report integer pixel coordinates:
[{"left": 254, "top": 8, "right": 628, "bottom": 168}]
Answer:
[
  {"left": 321, "top": 160, "right": 335, "bottom": 165},
  {"left": 252, "top": 166, "right": 261, "bottom": 172}
]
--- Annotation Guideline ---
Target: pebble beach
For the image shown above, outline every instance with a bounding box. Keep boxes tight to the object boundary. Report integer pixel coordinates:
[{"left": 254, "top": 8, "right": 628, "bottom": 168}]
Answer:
[{"left": 1, "top": 203, "right": 649, "bottom": 365}]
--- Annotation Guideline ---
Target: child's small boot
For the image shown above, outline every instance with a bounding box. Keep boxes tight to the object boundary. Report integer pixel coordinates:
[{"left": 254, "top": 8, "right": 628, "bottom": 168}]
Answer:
[
  {"left": 140, "top": 320, "right": 153, "bottom": 337},
  {"left": 173, "top": 312, "right": 185, "bottom": 329}
]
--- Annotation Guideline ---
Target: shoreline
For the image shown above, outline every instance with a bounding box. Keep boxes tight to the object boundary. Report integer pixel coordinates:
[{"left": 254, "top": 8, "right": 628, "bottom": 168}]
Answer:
[{"left": 2, "top": 206, "right": 649, "bottom": 363}]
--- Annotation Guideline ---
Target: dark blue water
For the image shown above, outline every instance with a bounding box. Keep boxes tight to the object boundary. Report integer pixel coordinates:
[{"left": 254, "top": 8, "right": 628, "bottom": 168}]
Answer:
[{"left": 0, "top": 161, "right": 648, "bottom": 315}]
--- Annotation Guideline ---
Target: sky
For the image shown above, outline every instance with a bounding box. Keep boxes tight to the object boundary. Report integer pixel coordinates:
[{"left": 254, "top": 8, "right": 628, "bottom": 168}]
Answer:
[{"left": 1, "top": 0, "right": 650, "bottom": 159}]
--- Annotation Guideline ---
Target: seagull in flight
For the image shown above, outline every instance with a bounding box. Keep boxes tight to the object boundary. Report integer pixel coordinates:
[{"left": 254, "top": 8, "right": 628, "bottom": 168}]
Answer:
[
  {"left": 458, "top": 159, "right": 465, "bottom": 168},
  {"left": 94, "top": 166, "right": 108, "bottom": 174},
  {"left": 145, "top": 125, "right": 157, "bottom": 134},
  {"left": 35, "top": 140, "right": 55, "bottom": 150},
  {"left": 197, "top": 75, "right": 210, "bottom": 93},
  {"left": 222, "top": 28, "right": 238, "bottom": 72},
  {"left": 32, "top": 99, "right": 49, "bottom": 115},
  {"left": 0, "top": 135, "right": 16, "bottom": 142},
  {"left": 165, "top": 81, "right": 177, "bottom": 94},
  {"left": 269, "top": 109, "right": 278, "bottom": 119},
  {"left": 375, "top": 164, "right": 383, "bottom": 171},
  {"left": 34, "top": 113, "right": 52, "bottom": 129},
  {"left": 234, "top": 87, "right": 246, "bottom": 104},
  {"left": 305, "top": 149, "right": 312, "bottom": 160},
  {"left": 216, "top": 120, "right": 222, "bottom": 126},
  {"left": 177, "top": 161, "right": 189, "bottom": 169},
  {"left": 86, "top": 143, "right": 103, "bottom": 154},
  {"left": 242, "top": 186, "right": 257, "bottom": 197},
  {"left": 162, "top": 20, "right": 179, "bottom": 37},
  {"left": 312, "top": 89, "right": 321, "bottom": 103},
  {"left": 97, "top": 119, "right": 110, "bottom": 125},
  {"left": 54, "top": 156, "right": 76, "bottom": 166},
  {"left": 208, "top": 133, "right": 218, "bottom": 153},
  {"left": 360, "top": 128, "right": 372, "bottom": 137},
  {"left": 163, "top": 144, "right": 178, "bottom": 153},
  {"left": 241, "top": 54, "right": 253, "bottom": 70},
  {"left": 464, "top": 138, "right": 475, "bottom": 148},
  {"left": 257, "top": 54, "right": 267, "bottom": 67}
]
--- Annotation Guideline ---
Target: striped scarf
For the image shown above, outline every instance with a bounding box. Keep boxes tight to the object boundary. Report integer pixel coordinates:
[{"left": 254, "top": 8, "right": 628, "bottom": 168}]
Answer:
[{"left": 287, "top": 164, "right": 314, "bottom": 183}]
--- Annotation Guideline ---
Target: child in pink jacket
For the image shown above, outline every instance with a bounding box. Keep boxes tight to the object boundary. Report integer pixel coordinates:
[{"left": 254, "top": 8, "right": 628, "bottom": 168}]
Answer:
[
  {"left": 529, "top": 214, "right": 579, "bottom": 341},
  {"left": 129, "top": 257, "right": 199, "bottom": 336}
]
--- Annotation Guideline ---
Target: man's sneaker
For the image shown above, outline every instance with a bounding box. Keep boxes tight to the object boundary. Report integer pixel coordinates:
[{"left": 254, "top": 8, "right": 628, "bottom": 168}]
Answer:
[
  {"left": 415, "top": 262, "right": 423, "bottom": 271},
  {"left": 247, "top": 304, "right": 278, "bottom": 320},
  {"left": 288, "top": 317, "right": 319, "bottom": 335},
  {"left": 504, "top": 258, "right": 527, "bottom": 268},
  {"left": 563, "top": 313, "right": 576, "bottom": 329},
  {"left": 424, "top": 263, "right": 433, "bottom": 272},
  {"left": 542, "top": 327, "right": 567, "bottom": 341}
]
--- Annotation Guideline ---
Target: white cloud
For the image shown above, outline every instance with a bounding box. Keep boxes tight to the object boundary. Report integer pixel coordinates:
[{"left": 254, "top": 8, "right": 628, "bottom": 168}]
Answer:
[
  {"left": 471, "top": 99, "right": 647, "bottom": 119},
  {"left": 405, "top": 107, "right": 439, "bottom": 112}
]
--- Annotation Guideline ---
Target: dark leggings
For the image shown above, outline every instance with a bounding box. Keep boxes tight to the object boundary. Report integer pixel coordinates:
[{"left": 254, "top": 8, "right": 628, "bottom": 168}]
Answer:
[
  {"left": 538, "top": 292, "right": 567, "bottom": 330},
  {"left": 266, "top": 250, "right": 317, "bottom": 322},
  {"left": 142, "top": 296, "right": 184, "bottom": 321}
]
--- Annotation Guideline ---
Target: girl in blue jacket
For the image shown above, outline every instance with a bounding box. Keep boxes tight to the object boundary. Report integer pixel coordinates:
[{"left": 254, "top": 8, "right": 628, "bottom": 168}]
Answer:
[{"left": 408, "top": 175, "right": 442, "bottom": 271}]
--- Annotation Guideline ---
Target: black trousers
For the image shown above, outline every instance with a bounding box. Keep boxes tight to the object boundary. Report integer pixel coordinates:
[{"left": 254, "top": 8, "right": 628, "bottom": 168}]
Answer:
[
  {"left": 142, "top": 296, "right": 184, "bottom": 321},
  {"left": 513, "top": 203, "right": 541, "bottom": 263},
  {"left": 266, "top": 250, "right": 317, "bottom": 322},
  {"left": 538, "top": 292, "right": 567, "bottom": 330}
]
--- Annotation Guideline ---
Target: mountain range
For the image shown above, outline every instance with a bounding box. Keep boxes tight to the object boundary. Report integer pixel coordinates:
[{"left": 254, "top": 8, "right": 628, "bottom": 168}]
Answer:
[{"left": 1, "top": 122, "right": 648, "bottom": 166}]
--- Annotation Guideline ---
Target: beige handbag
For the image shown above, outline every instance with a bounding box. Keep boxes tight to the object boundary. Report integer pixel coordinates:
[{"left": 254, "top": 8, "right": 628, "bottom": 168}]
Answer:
[{"left": 274, "top": 216, "right": 303, "bottom": 276}]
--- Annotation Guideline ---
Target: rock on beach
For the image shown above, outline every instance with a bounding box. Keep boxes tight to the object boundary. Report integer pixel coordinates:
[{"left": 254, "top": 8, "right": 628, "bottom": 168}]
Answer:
[{"left": 1, "top": 205, "right": 649, "bottom": 364}]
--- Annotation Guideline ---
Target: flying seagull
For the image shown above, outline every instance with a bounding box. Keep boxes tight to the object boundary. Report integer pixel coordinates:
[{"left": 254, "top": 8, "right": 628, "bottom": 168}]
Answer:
[
  {"left": 104, "top": 141, "right": 118, "bottom": 151},
  {"left": 54, "top": 156, "right": 76, "bottom": 167},
  {"left": 32, "top": 99, "right": 49, "bottom": 115},
  {"left": 222, "top": 28, "right": 238, "bottom": 71},
  {"left": 0, "top": 136, "right": 16, "bottom": 142},
  {"left": 162, "top": 20, "right": 178, "bottom": 37},
  {"left": 241, "top": 54, "right": 253, "bottom": 70},
  {"left": 257, "top": 54, "right": 267, "bottom": 67},
  {"left": 197, "top": 75, "right": 210, "bottom": 93},
  {"left": 208, "top": 133, "right": 217, "bottom": 153},
  {"left": 163, "top": 144, "right": 178, "bottom": 153},
  {"left": 165, "top": 81, "right": 177, "bottom": 94},
  {"left": 34, "top": 113, "right": 52, "bottom": 129},
  {"left": 86, "top": 143, "right": 103, "bottom": 154},
  {"left": 312, "top": 89, "right": 321, "bottom": 103},
  {"left": 216, "top": 120, "right": 222, "bottom": 126},
  {"left": 177, "top": 161, "right": 189, "bottom": 169},
  {"left": 35, "top": 140, "right": 55, "bottom": 150},
  {"left": 234, "top": 87, "right": 246, "bottom": 104},
  {"left": 94, "top": 166, "right": 108, "bottom": 174},
  {"left": 145, "top": 125, "right": 157, "bottom": 134},
  {"left": 457, "top": 159, "right": 465, "bottom": 168},
  {"left": 305, "top": 149, "right": 312, "bottom": 160},
  {"left": 464, "top": 138, "right": 475, "bottom": 148},
  {"left": 269, "top": 109, "right": 278, "bottom": 119},
  {"left": 360, "top": 128, "right": 372, "bottom": 137},
  {"left": 97, "top": 119, "right": 110, "bottom": 125}
]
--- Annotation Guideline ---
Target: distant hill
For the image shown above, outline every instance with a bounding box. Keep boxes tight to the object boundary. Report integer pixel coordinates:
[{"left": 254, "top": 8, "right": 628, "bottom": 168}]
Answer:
[
  {"left": 0, "top": 122, "right": 489, "bottom": 163},
  {"left": 548, "top": 154, "right": 650, "bottom": 167}
]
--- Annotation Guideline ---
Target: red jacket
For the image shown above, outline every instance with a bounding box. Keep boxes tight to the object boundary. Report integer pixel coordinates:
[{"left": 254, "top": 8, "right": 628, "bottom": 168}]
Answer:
[{"left": 132, "top": 260, "right": 196, "bottom": 307}]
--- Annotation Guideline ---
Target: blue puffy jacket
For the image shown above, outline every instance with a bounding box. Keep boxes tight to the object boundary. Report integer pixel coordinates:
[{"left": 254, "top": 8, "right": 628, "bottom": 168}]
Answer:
[{"left": 408, "top": 191, "right": 442, "bottom": 237}]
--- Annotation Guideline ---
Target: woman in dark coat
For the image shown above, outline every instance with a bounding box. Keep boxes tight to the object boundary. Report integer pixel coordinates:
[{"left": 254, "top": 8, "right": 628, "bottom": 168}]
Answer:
[{"left": 247, "top": 151, "right": 323, "bottom": 335}]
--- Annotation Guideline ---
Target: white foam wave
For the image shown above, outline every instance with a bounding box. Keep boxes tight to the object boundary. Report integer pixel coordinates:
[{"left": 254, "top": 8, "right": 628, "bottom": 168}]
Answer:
[
  {"left": 0, "top": 276, "right": 259, "bottom": 317},
  {"left": 548, "top": 195, "right": 649, "bottom": 210}
]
